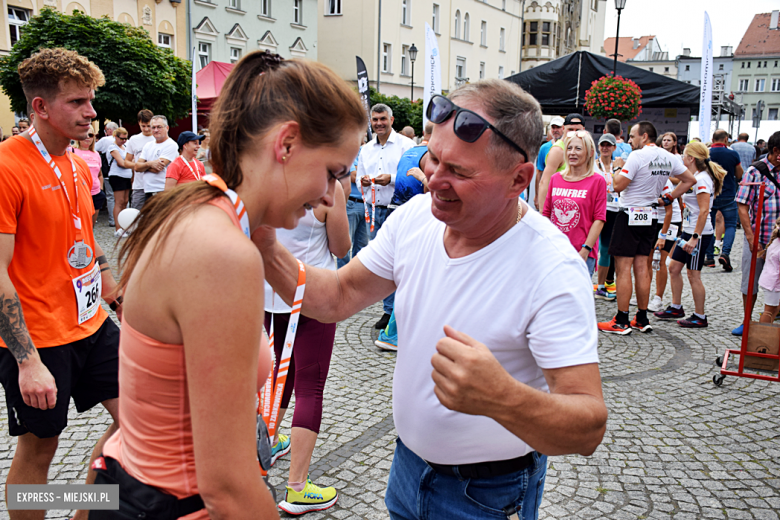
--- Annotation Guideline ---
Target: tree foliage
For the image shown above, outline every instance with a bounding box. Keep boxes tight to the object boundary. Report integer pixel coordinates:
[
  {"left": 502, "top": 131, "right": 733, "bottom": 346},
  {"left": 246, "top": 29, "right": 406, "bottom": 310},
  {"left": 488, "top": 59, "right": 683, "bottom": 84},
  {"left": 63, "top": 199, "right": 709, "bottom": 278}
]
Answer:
[
  {"left": 0, "top": 8, "right": 192, "bottom": 129},
  {"left": 369, "top": 88, "right": 424, "bottom": 136}
]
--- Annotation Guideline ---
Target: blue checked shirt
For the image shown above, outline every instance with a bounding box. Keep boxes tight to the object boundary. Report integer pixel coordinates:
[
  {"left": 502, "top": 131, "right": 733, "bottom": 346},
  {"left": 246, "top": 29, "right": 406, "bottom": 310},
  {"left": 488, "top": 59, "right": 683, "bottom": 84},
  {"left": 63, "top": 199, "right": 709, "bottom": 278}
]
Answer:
[{"left": 735, "top": 157, "right": 780, "bottom": 245}]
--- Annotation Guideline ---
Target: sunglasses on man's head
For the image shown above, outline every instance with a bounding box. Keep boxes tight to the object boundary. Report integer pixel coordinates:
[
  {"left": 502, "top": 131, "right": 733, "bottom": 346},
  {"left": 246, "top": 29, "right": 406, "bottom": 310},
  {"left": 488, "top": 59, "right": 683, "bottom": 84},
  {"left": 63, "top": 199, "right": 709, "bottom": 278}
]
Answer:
[{"left": 426, "top": 94, "right": 528, "bottom": 163}]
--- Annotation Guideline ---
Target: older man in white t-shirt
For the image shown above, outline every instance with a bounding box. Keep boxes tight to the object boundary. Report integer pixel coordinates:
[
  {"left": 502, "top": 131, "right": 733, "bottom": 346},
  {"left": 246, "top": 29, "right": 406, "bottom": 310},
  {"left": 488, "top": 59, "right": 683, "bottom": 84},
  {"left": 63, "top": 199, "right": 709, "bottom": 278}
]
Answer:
[
  {"left": 257, "top": 79, "right": 607, "bottom": 519},
  {"left": 135, "top": 115, "right": 178, "bottom": 203}
]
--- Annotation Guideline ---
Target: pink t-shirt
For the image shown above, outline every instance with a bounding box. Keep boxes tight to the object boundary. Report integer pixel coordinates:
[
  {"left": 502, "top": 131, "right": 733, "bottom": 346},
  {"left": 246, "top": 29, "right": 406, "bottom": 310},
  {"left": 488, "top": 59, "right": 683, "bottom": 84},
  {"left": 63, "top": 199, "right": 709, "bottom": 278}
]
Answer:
[
  {"left": 542, "top": 172, "right": 607, "bottom": 260},
  {"left": 72, "top": 148, "right": 102, "bottom": 195}
]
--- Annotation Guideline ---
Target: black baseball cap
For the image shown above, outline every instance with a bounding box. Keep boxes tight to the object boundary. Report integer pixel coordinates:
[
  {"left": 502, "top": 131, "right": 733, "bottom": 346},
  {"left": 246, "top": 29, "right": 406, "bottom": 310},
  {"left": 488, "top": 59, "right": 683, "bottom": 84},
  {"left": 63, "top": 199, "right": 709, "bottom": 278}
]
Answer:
[
  {"left": 564, "top": 113, "right": 584, "bottom": 126},
  {"left": 177, "top": 131, "right": 205, "bottom": 149}
]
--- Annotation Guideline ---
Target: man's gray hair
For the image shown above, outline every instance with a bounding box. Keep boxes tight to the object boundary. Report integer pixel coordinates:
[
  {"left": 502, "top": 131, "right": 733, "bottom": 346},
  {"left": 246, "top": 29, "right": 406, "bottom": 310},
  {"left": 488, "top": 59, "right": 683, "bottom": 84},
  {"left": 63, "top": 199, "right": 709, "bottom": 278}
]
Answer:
[
  {"left": 105, "top": 122, "right": 118, "bottom": 133},
  {"left": 151, "top": 115, "right": 169, "bottom": 126},
  {"left": 449, "top": 79, "right": 543, "bottom": 171},
  {"left": 371, "top": 103, "right": 393, "bottom": 119}
]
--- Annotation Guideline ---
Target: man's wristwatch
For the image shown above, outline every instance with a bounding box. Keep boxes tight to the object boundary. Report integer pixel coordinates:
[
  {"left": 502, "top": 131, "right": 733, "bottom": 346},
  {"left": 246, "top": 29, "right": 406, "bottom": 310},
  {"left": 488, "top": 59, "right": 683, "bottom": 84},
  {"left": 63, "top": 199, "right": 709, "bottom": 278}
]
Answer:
[
  {"left": 109, "top": 295, "right": 123, "bottom": 312},
  {"left": 661, "top": 194, "right": 674, "bottom": 206},
  {"left": 581, "top": 244, "right": 593, "bottom": 252},
  {"left": 692, "top": 233, "right": 700, "bottom": 240}
]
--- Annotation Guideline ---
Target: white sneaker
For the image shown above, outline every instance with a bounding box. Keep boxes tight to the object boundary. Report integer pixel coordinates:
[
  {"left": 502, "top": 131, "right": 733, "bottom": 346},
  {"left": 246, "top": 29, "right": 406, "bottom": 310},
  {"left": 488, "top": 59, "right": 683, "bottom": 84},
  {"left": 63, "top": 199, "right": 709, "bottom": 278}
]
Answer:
[
  {"left": 630, "top": 296, "right": 637, "bottom": 306},
  {"left": 113, "top": 229, "right": 123, "bottom": 238},
  {"left": 648, "top": 295, "right": 663, "bottom": 312}
]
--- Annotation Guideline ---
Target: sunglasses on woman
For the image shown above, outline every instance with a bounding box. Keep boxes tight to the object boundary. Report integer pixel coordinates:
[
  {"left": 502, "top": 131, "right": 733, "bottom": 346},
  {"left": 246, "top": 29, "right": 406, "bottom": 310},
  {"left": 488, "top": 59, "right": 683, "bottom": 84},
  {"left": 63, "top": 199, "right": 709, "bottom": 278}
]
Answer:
[
  {"left": 426, "top": 94, "right": 528, "bottom": 163},
  {"left": 87, "top": 133, "right": 94, "bottom": 138}
]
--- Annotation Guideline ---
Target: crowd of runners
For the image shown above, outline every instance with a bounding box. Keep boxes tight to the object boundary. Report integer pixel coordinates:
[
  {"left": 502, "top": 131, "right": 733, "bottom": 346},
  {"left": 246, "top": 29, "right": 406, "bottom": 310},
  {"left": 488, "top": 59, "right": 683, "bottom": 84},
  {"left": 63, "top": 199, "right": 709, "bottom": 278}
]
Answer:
[{"left": 1, "top": 45, "right": 779, "bottom": 520}]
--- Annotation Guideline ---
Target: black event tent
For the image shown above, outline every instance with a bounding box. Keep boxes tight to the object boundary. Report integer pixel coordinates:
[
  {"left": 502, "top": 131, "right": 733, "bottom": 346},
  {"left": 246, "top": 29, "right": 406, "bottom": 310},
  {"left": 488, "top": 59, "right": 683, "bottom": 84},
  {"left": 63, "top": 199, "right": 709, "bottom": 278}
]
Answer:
[{"left": 506, "top": 51, "right": 700, "bottom": 114}]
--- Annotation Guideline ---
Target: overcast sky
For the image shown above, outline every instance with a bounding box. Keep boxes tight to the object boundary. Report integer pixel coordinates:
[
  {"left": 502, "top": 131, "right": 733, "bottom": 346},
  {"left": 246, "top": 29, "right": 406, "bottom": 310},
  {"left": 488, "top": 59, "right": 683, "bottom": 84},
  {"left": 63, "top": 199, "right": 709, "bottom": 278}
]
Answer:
[{"left": 602, "top": 0, "right": 779, "bottom": 58}]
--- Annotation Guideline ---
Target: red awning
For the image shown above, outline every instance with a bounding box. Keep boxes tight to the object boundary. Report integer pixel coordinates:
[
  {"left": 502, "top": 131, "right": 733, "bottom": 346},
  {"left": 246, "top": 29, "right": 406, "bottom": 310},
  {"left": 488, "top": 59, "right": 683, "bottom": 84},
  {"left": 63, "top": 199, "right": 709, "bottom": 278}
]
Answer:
[{"left": 196, "top": 61, "right": 234, "bottom": 113}]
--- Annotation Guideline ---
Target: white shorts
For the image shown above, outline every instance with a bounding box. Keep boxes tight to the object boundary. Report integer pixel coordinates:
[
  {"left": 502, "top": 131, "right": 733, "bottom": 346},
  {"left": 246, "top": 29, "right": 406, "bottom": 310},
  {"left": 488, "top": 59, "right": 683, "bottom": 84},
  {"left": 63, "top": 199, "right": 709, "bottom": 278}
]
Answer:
[{"left": 762, "top": 287, "right": 780, "bottom": 307}]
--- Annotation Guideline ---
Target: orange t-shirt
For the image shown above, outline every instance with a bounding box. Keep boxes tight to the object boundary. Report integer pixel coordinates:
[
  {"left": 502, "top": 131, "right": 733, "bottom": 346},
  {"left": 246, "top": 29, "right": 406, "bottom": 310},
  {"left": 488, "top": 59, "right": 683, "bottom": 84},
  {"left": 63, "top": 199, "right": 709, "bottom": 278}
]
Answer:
[
  {"left": 166, "top": 156, "right": 205, "bottom": 185},
  {"left": 0, "top": 136, "right": 107, "bottom": 348}
]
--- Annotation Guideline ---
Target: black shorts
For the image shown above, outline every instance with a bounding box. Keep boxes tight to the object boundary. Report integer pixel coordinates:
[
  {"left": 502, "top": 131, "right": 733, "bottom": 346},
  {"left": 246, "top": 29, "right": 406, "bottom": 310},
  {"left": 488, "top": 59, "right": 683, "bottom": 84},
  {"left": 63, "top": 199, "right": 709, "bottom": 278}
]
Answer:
[
  {"left": 608, "top": 210, "right": 658, "bottom": 258},
  {"left": 663, "top": 221, "right": 683, "bottom": 253},
  {"left": 109, "top": 176, "right": 132, "bottom": 192},
  {"left": 92, "top": 191, "right": 106, "bottom": 212},
  {"left": 671, "top": 232, "right": 713, "bottom": 271},
  {"left": 0, "top": 318, "right": 119, "bottom": 438}
]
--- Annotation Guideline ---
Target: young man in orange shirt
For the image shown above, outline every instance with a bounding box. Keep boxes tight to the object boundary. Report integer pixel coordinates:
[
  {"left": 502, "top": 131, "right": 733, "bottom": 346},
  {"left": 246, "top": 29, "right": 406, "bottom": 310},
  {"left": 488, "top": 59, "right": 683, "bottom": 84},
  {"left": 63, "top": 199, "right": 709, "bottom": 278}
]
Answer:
[{"left": 0, "top": 48, "right": 122, "bottom": 520}]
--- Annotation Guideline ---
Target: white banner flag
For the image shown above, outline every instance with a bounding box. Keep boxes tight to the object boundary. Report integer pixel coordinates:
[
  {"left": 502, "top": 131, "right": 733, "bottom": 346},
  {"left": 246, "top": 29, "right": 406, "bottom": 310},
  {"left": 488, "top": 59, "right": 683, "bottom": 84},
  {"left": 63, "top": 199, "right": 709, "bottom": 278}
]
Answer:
[
  {"left": 191, "top": 47, "right": 198, "bottom": 132},
  {"left": 698, "top": 12, "right": 713, "bottom": 141},
  {"left": 423, "top": 22, "right": 441, "bottom": 127}
]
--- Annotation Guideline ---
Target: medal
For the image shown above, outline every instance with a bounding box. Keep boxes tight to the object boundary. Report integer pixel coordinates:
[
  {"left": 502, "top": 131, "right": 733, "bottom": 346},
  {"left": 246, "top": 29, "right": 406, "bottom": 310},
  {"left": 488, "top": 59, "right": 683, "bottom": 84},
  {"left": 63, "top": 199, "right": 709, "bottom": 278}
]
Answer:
[
  {"left": 29, "top": 126, "right": 93, "bottom": 270},
  {"left": 67, "top": 241, "right": 94, "bottom": 269}
]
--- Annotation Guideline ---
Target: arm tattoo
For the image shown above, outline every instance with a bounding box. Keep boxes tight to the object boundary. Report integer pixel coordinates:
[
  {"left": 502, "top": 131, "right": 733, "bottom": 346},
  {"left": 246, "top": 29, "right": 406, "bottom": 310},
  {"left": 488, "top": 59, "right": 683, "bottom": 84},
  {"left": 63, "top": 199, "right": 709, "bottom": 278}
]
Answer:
[{"left": 0, "top": 292, "right": 35, "bottom": 363}]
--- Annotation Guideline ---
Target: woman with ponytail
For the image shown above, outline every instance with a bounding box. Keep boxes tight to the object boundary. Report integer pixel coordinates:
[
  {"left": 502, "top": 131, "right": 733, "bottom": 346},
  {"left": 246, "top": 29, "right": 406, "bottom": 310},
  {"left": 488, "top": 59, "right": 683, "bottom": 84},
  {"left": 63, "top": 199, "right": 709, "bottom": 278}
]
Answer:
[
  {"left": 97, "top": 51, "right": 366, "bottom": 519},
  {"left": 654, "top": 141, "right": 726, "bottom": 328}
]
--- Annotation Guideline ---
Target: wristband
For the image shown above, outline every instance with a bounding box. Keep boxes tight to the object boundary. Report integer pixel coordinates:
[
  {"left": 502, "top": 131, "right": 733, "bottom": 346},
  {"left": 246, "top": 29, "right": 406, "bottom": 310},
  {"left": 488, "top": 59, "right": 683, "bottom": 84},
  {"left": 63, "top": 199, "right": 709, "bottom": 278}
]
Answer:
[
  {"left": 109, "top": 295, "right": 123, "bottom": 312},
  {"left": 658, "top": 231, "right": 667, "bottom": 239},
  {"left": 661, "top": 194, "right": 673, "bottom": 206},
  {"left": 581, "top": 244, "right": 593, "bottom": 252}
]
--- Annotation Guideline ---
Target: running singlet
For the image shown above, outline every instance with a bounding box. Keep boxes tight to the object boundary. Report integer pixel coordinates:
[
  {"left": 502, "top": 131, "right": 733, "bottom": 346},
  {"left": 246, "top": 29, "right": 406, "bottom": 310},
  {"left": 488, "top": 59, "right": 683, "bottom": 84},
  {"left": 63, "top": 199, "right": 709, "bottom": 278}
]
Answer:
[
  {"left": 682, "top": 171, "right": 714, "bottom": 235},
  {"left": 102, "top": 195, "right": 272, "bottom": 515},
  {"left": 595, "top": 158, "right": 620, "bottom": 212},
  {"left": 547, "top": 139, "right": 567, "bottom": 173},
  {"left": 0, "top": 136, "right": 106, "bottom": 348}
]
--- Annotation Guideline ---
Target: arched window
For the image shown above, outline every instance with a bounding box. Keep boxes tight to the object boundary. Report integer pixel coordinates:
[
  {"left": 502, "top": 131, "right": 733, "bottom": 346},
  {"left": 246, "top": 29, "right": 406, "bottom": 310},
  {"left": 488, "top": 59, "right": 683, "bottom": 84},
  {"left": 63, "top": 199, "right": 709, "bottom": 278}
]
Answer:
[
  {"left": 454, "top": 10, "right": 461, "bottom": 39},
  {"left": 463, "top": 13, "right": 470, "bottom": 41}
]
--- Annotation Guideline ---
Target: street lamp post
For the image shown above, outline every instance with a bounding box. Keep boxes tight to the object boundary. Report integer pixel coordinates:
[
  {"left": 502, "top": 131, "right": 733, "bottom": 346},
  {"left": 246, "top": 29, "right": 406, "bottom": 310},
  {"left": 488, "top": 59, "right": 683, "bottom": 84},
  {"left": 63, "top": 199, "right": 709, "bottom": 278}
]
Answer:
[
  {"left": 612, "top": 0, "right": 627, "bottom": 76},
  {"left": 409, "top": 43, "right": 418, "bottom": 101}
]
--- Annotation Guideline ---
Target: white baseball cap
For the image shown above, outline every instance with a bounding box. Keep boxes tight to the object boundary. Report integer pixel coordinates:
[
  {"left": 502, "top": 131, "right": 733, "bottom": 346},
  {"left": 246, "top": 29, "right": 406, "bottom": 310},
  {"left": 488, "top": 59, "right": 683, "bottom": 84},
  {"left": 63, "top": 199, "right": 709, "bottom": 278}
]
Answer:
[{"left": 550, "top": 116, "right": 565, "bottom": 127}]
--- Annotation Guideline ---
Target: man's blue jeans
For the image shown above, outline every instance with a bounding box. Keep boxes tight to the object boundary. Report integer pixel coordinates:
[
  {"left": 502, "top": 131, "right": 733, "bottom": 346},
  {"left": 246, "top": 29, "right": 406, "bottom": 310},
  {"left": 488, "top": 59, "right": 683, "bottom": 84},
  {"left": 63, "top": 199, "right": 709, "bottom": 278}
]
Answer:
[
  {"left": 386, "top": 438, "right": 548, "bottom": 520},
  {"left": 705, "top": 198, "right": 737, "bottom": 259},
  {"left": 337, "top": 199, "right": 369, "bottom": 268}
]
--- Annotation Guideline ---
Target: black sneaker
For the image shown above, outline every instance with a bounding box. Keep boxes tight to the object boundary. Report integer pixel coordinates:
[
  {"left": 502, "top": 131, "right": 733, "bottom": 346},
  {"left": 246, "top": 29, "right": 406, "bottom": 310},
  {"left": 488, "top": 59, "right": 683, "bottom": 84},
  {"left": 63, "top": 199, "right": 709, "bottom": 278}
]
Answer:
[
  {"left": 654, "top": 305, "right": 685, "bottom": 320},
  {"left": 703, "top": 257, "right": 716, "bottom": 268},
  {"left": 719, "top": 254, "right": 733, "bottom": 272},
  {"left": 374, "top": 313, "right": 391, "bottom": 330},
  {"left": 678, "top": 314, "right": 708, "bottom": 328}
]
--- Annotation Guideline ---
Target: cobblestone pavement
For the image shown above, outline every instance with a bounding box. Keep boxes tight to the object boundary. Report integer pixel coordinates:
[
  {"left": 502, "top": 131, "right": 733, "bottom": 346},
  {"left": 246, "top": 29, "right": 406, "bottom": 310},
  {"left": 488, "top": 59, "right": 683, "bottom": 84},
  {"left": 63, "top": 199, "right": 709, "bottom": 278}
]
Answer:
[{"left": 1, "top": 213, "right": 779, "bottom": 519}]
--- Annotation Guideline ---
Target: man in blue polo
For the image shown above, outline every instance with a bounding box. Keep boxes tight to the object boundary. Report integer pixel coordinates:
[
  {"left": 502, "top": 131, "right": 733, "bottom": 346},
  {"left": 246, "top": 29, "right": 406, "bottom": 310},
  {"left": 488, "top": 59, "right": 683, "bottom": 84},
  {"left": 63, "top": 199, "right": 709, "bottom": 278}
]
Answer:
[
  {"left": 704, "top": 129, "right": 743, "bottom": 271},
  {"left": 375, "top": 123, "right": 433, "bottom": 351}
]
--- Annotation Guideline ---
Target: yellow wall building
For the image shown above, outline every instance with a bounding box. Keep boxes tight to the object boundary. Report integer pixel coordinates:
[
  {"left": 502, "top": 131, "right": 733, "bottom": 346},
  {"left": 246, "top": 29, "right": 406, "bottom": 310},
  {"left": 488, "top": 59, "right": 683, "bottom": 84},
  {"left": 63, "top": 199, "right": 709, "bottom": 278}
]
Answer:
[{"left": 0, "top": 0, "right": 187, "bottom": 134}]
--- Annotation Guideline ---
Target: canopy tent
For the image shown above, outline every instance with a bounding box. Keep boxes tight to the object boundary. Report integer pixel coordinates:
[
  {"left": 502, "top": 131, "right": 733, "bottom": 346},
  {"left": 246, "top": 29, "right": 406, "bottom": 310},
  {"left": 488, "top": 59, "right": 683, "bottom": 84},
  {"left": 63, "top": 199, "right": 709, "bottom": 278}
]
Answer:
[
  {"left": 506, "top": 51, "right": 700, "bottom": 114},
  {"left": 196, "top": 61, "right": 234, "bottom": 114}
]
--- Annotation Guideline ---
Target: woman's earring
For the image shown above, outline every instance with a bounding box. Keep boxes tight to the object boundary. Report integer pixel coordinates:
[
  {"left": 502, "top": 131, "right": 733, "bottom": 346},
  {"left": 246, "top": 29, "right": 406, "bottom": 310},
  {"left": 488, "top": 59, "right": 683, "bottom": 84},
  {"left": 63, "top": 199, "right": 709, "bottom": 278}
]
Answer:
[{"left": 282, "top": 156, "right": 287, "bottom": 161}]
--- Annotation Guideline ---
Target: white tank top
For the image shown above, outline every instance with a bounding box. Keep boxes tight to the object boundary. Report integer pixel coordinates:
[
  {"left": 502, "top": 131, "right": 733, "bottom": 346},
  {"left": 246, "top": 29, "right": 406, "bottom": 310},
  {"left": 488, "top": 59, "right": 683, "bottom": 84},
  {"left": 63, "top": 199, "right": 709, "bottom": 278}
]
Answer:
[{"left": 263, "top": 209, "right": 335, "bottom": 313}]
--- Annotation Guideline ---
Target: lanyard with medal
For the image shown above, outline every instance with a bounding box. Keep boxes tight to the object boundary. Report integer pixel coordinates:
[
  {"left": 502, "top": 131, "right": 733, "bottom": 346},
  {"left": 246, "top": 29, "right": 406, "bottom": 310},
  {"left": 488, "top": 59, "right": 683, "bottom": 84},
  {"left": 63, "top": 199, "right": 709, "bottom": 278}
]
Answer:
[
  {"left": 179, "top": 155, "right": 202, "bottom": 181},
  {"left": 202, "top": 174, "right": 307, "bottom": 480},
  {"left": 29, "top": 126, "right": 93, "bottom": 270},
  {"left": 360, "top": 176, "right": 376, "bottom": 234}
]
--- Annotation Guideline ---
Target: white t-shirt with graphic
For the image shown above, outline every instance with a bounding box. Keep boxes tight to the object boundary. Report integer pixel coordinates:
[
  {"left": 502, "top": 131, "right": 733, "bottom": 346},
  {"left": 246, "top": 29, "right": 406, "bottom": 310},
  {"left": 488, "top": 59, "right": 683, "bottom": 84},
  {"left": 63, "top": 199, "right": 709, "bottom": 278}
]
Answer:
[
  {"left": 618, "top": 144, "right": 687, "bottom": 208},
  {"left": 682, "top": 171, "right": 715, "bottom": 235},
  {"left": 126, "top": 133, "right": 155, "bottom": 190},
  {"left": 139, "top": 138, "right": 179, "bottom": 193}
]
